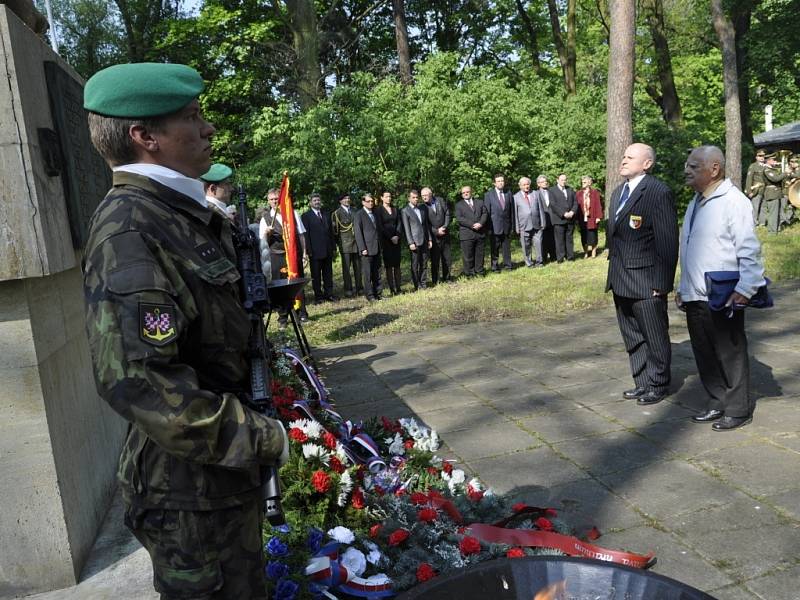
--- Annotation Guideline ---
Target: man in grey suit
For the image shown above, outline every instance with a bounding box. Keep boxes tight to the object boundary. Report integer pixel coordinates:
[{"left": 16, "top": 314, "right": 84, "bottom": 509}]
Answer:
[
  {"left": 606, "top": 143, "right": 679, "bottom": 405},
  {"left": 354, "top": 193, "right": 383, "bottom": 301},
  {"left": 484, "top": 174, "right": 515, "bottom": 271},
  {"left": 401, "top": 190, "right": 433, "bottom": 290},
  {"left": 514, "top": 177, "right": 547, "bottom": 267}
]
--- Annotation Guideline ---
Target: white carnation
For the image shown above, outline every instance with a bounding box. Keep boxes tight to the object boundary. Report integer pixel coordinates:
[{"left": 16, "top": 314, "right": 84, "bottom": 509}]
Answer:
[
  {"left": 341, "top": 548, "right": 367, "bottom": 577},
  {"left": 387, "top": 433, "right": 405, "bottom": 456},
  {"left": 363, "top": 540, "right": 383, "bottom": 565},
  {"left": 366, "top": 574, "right": 392, "bottom": 585},
  {"left": 337, "top": 471, "right": 354, "bottom": 507},
  {"left": 302, "top": 443, "right": 331, "bottom": 462},
  {"left": 327, "top": 526, "right": 355, "bottom": 544}
]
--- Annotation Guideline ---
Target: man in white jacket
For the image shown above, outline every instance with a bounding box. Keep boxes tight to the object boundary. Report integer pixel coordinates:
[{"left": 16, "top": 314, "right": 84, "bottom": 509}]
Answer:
[{"left": 677, "top": 145, "right": 766, "bottom": 431}]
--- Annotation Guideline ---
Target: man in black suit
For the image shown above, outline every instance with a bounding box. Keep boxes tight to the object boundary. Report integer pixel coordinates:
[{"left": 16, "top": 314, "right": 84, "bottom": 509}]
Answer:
[
  {"left": 606, "top": 143, "right": 679, "bottom": 405},
  {"left": 353, "top": 194, "right": 382, "bottom": 301},
  {"left": 421, "top": 187, "right": 452, "bottom": 284},
  {"left": 484, "top": 174, "right": 515, "bottom": 271},
  {"left": 455, "top": 185, "right": 488, "bottom": 277},
  {"left": 548, "top": 174, "right": 578, "bottom": 262},
  {"left": 401, "top": 190, "right": 433, "bottom": 290},
  {"left": 535, "top": 175, "right": 556, "bottom": 263},
  {"left": 301, "top": 192, "right": 336, "bottom": 302}
]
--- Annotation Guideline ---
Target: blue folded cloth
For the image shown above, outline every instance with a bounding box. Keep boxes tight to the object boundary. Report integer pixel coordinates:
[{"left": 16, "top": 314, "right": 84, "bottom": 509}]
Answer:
[{"left": 705, "top": 271, "right": 773, "bottom": 316}]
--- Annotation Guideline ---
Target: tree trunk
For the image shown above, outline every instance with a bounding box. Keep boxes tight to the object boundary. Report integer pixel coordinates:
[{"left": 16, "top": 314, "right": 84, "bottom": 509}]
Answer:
[
  {"left": 711, "top": 0, "right": 742, "bottom": 188},
  {"left": 513, "top": 0, "right": 542, "bottom": 73},
  {"left": 286, "top": 0, "right": 322, "bottom": 110},
  {"left": 645, "top": 0, "right": 682, "bottom": 126},
  {"left": 732, "top": 0, "right": 754, "bottom": 151},
  {"left": 546, "top": 0, "right": 576, "bottom": 95},
  {"left": 392, "top": 0, "right": 412, "bottom": 84},
  {"left": 605, "top": 0, "right": 635, "bottom": 206}
]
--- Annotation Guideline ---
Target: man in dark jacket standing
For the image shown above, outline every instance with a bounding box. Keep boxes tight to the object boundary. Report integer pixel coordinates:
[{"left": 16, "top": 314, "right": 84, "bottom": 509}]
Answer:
[
  {"left": 455, "top": 185, "right": 489, "bottom": 277},
  {"left": 606, "top": 143, "right": 679, "bottom": 406},
  {"left": 302, "top": 192, "right": 337, "bottom": 302},
  {"left": 548, "top": 173, "right": 578, "bottom": 262},
  {"left": 401, "top": 190, "right": 433, "bottom": 290},
  {"left": 421, "top": 187, "right": 452, "bottom": 284},
  {"left": 82, "top": 62, "right": 288, "bottom": 600},
  {"left": 354, "top": 194, "right": 383, "bottom": 301},
  {"left": 484, "top": 174, "right": 514, "bottom": 271},
  {"left": 332, "top": 192, "right": 362, "bottom": 297}
]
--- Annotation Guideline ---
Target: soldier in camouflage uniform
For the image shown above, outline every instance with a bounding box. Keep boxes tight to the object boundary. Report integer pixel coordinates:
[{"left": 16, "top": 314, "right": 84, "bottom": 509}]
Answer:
[
  {"left": 82, "top": 63, "right": 288, "bottom": 600},
  {"left": 780, "top": 154, "right": 798, "bottom": 227},
  {"left": 762, "top": 152, "right": 788, "bottom": 233},
  {"left": 744, "top": 149, "right": 766, "bottom": 225},
  {"left": 332, "top": 192, "right": 362, "bottom": 297}
]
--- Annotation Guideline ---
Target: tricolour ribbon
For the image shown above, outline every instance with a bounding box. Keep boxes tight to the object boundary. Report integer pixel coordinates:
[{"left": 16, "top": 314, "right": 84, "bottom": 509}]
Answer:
[{"left": 306, "top": 544, "right": 395, "bottom": 598}]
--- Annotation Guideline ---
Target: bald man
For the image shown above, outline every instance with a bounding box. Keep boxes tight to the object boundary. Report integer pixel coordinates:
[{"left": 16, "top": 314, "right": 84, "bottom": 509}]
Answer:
[
  {"left": 606, "top": 143, "right": 679, "bottom": 406},
  {"left": 677, "top": 146, "right": 765, "bottom": 431}
]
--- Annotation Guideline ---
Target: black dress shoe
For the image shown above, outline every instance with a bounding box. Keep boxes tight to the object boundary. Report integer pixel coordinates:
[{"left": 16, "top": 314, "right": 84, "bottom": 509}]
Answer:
[
  {"left": 691, "top": 409, "right": 724, "bottom": 423},
  {"left": 623, "top": 386, "right": 647, "bottom": 400},
  {"left": 712, "top": 415, "right": 752, "bottom": 431},
  {"left": 637, "top": 390, "right": 666, "bottom": 405}
]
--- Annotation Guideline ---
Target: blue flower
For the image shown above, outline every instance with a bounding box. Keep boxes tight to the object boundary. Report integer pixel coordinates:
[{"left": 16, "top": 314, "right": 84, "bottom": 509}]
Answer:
[
  {"left": 272, "top": 523, "right": 291, "bottom": 534},
  {"left": 306, "top": 527, "right": 324, "bottom": 553},
  {"left": 266, "top": 537, "right": 289, "bottom": 557},
  {"left": 274, "top": 577, "right": 299, "bottom": 600},
  {"left": 266, "top": 560, "right": 290, "bottom": 581}
]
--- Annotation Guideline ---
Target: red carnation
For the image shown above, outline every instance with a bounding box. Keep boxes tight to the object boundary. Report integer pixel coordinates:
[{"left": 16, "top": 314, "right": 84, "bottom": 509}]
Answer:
[
  {"left": 381, "top": 416, "right": 401, "bottom": 432},
  {"left": 442, "top": 462, "right": 454, "bottom": 474},
  {"left": 373, "top": 485, "right": 385, "bottom": 497},
  {"left": 512, "top": 502, "right": 527, "bottom": 513},
  {"left": 404, "top": 439, "right": 415, "bottom": 449},
  {"left": 587, "top": 526, "right": 601, "bottom": 541},
  {"left": 351, "top": 487, "right": 365, "bottom": 510},
  {"left": 410, "top": 492, "right": 428, "bottom": 506},
  {"left": 388, "top": 528, "right": 410, "bottom": 546},
  {"left": 467, "top": 487, "right": 484, "bottom": 502},
  {"left": 427, "top": 489, "right": 443, "bottom": 500},
  {"left": 545, "top": 508, "right": 558, "bottom": 517},
  {"left": 328, "top": 456, "right": 346, "bottom": 474},
  {"left": 426, "top": 467, "right": 438, "bottom": 476},
  {"left": 394, "top": 487, "right": 406, "bottom": 497},
  {"left": 322, "top": 431, "right": 338, "bottom": 450},
  {"left": 311, "top": 470, "right": 332, "bottom": 494},
  {"left": 369, "top": 524, "right": 382, "bottom": 538},
  {"left": 459, "top": 536, "right": 481, "bottom": 556},
  {"left": 417, "top": 508, "right": 437, "bottom": 523},
  {"left": 506, "top": 548, "right": 525, "bottom": 559},
  {"left": 534, "top": 517, "right": 554, "bottom": 531},
  {"left": 288, "top": 428, "right": 308, "bottom": 443},
  {"left": 416, "top": 563, "right": 436, "bottom": 582}
]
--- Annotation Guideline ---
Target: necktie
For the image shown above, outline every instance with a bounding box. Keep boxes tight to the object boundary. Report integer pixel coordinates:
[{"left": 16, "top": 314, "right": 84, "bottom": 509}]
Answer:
[
  {"left": 543, "top": 191, "right": 549, "bottom": 207},
  {"left": 415, "top": 207, "right": 422, "bottom": 222},
  {"left": 615, "top": 183, "right": 631, "bottom": 219},
  {"left": 431, "top": 201, "right": 437, "bottom": 214},
  {"left": 688, "top": 195, "right": 702, "bottom": 232},
  {"left": 367, "top": 211, "right": 375, "bottom": 224},
  {"left": 317, "top": 210, "right": 323, "bottom": 221},
  {"left": 467, "top": 199, "right": 473, "bottom": 210},
  {"left": 524, "top": 192, "right": 530, "bottom": 206},
  {"left": 498, "top": 190, "right": 504, "bottom": 209}
]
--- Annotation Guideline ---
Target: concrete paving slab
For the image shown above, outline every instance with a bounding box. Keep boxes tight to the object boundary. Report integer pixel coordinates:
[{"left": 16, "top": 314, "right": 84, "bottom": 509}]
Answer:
[
  {"left": 417, "top": 403, "right": 507, "bottom": 434},
  {"left": 442, "top": 421, "right": 541, "bottom": 461},
  {"left": 518, "top": 407, "right": 625, "bottom": 443},
  {"left": 743, "top": 564, "right": 800, "bottom": 600},
  {"left": 637, "top": 418, "right": 756, "bottom": 458},
  {"left": 590, "top": 397, "right": 699, "bottom": 428},
  {"left": 705, "top": 584, "right": 762, "bottom": 600},
  {"left": 486, "top": 388, "right": 583, "bottom": 416},
  {"left": 553, "top": 430, "right": 675, "bottom": 476}
]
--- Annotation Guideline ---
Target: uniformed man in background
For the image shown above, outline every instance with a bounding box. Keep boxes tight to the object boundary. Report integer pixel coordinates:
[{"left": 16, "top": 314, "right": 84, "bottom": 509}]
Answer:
[
  {"left": 780, "top": 154, "right": 798, "bottom": 228},
  {"left": 82, "top": 63, "right": 288, "bottom": 600},
  {"left": 201, "top": 162, "right": 235, "bottom": 219},
  {"left": 744, "top": 149, "right": 766, "bottom": 224},
  {"left": 763, "top": 152, "right": 788, "bottom": 233},
  {"left": 332, "top": 192, "right": 362, "bottom": 297}
]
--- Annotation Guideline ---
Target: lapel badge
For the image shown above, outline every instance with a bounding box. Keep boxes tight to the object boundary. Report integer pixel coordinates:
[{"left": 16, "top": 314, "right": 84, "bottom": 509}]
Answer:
[
  {"left": 140, "top": 303, "right": 177, "bottom": 346},
  {"left": 629, "top": 215, "right": 642, "bottom": 230}
]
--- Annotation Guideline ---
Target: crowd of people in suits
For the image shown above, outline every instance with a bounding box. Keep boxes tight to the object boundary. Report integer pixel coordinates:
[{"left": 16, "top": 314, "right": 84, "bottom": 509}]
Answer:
[{"left": 252, "top": 174, "right": 605, "bottom": 303}]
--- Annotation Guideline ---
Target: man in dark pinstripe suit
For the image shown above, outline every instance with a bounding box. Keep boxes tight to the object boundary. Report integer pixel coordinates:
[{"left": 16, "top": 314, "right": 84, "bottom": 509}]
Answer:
[{"left": 606, "top": 143, "right": 679, "bottom": 405}]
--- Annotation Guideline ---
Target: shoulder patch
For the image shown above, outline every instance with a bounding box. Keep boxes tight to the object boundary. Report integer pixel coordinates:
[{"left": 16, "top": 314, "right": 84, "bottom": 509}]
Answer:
[{"left": 140, "top": 303, "right": 177, "bottom": 345}]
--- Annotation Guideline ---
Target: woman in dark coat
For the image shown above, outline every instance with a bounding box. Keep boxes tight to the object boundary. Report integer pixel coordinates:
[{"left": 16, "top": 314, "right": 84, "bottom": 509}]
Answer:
[
  {"left": 577, "top": 175, "right": 604, "bottom": 258},
  {"left": 375, "top": 190, "right": 404, "bottom": 294}
]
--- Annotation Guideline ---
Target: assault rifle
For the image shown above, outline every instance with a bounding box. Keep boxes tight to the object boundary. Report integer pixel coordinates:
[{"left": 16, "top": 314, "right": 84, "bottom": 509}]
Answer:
[{"left": 233, "top": 184, "right": 285, "bottom": 526}]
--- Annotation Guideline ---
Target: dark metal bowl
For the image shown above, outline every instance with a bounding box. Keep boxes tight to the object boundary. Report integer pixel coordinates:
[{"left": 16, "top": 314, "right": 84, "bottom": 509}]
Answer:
[{"left": 266, "top": 278, "right": 308, "bottom": 310}]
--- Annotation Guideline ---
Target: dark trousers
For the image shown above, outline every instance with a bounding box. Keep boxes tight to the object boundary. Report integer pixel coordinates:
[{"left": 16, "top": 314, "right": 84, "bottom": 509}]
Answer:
[
  {"left": 460, "top": 237, "right": 485, "bottom": 276},
  {"left": 553, "top": 222, "right": 575, "bottom": 261},
  {"left": 310, "top": 257, "right": 333, "bottom": 300},
  {"left": 541, "top": 227, "right": 557, "bottom": 263},
  {"left": 340, "top": 251, "right": 362, "bottom": 293},
  {"left": 360, "top": 254, "right": 382, "bottom": 299},
  {"left": 430, "top": 237, "right": 451, "bottom": 284},
  {"left": 409, "top": 247, "right": 429, "bottom": 289},
  {"left": 614, "top": 294, "right": 671, "bottom": 392},
  {"left": 685, "top": 301, "right": 752, "bottom": 417},
  {"left": 490, "top": 232, "right": 513, "bottom": 269}
]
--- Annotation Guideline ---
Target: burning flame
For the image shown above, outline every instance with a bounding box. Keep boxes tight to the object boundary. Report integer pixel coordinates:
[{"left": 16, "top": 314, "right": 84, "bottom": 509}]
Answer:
[{"left": 533, "top": 580, "right": 566, "bottom": 600}]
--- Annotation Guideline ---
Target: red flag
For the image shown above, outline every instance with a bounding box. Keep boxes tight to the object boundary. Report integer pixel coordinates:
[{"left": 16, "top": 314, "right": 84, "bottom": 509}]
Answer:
[{"left": 278, "top": 173, "right": 299, "bottom": 279}]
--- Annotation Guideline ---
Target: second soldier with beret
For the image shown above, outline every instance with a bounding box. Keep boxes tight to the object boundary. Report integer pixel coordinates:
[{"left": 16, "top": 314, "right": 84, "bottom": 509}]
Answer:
[{"left": 82, "top": 62, "right": 288, "bottom": 600}]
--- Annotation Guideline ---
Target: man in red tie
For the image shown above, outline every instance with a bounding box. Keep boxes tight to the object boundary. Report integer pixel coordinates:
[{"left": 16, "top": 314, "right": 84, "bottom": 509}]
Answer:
[
  {"left": 484, "top": 173, "right": 515, "bottom": 271},
  {"left": 513, "top": 177, "right": 547, "bottom": 267}
]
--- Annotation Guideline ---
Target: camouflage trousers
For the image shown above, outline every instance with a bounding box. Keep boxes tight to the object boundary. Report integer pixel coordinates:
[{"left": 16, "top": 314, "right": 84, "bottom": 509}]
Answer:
[{"left": 125, "top": 500, "right": 268, "bottom": 600}]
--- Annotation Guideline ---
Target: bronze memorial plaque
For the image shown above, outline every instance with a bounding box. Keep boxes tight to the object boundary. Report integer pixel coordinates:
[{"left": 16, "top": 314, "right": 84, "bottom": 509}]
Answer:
[{"left": 43, "top": 60, "right": 112, "bottom": 249}]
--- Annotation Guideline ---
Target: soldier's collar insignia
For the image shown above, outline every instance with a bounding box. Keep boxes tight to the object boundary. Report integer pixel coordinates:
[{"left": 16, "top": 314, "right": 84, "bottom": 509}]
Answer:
[
  {"left": 196, "top": 242, "right": 220, "bottom": 263},
  {"left": 140, "top": 303, "right": 177, "bottom": 346}
]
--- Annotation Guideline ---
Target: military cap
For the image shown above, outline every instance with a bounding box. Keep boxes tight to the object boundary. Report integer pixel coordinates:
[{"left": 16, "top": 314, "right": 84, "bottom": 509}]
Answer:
[
  {"left": 755, "top": 149, "right": 766, "bottom": 157},
  {"left": 764, "top": 152, "right": 777, "bottom": 160},
  {"left": 84, "top": 63, "right": 204, "bottom": 118},
  {"left": 200, "top": 163, "right": 233, "bottom": 183}
]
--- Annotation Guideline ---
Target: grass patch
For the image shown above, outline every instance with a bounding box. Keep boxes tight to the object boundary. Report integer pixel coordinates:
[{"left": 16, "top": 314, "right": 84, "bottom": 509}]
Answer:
[{"left": 297, "top": 223, "right": 800, "bottom": 346}]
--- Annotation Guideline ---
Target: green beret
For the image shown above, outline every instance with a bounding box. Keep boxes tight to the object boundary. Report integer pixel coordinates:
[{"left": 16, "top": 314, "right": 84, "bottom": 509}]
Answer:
[
  {"left": 84, "top": 63, "right": 204, "bottom": 118},
  {"left": 200, "top": 163, "right": 233, "bottom": 183}
]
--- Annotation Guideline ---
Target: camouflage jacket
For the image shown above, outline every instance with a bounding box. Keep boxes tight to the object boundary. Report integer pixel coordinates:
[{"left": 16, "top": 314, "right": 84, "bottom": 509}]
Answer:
[
  {"left": 744, "top": 161, "right": 766, "bottom": 198},
  {"left": 83, "top": 172, "right": 285, "bottom": 510}
]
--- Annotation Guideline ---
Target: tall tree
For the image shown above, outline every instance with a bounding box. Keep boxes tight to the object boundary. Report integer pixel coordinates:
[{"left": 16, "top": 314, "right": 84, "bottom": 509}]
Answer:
[
  {"left": 643, "top": 0, "right": 682, "bottom": 126},
  {"left": 286, "top": 0, "right": 323, "bottom": 109},
  {"left": 512, "top": 0, "right": 543, "bottom": 73},
  {"left": 392, "top": 0, "right": 412, "bottom": 83},
  {"left": 711, "top": 0, "right": 742, "bottom": 187},
  {"left": 546, "top": 0, "right": 576, "bottom": 94},
  {"left": 113, "top": 0, "right": 177, "bottom": 62},
  {"left": 605, "top": 0, "right": 635, "bottom": 204}
]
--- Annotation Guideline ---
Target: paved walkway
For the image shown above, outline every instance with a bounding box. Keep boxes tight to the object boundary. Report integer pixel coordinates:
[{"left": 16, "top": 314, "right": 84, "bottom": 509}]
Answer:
[
  {"left": 317, "top": 281, "right": 800, "bottom": 600},
  {"left": 22, "top": 283, "right": 800, "bottom": 600}
]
